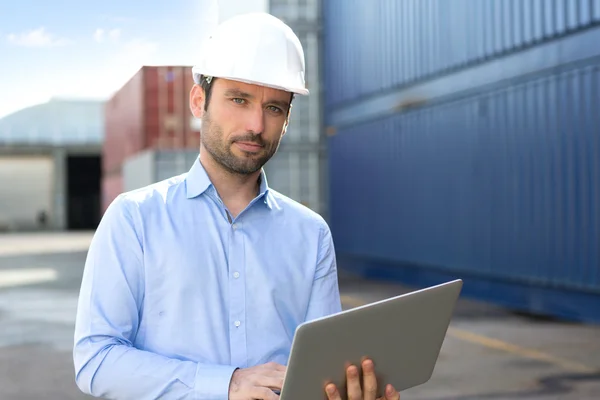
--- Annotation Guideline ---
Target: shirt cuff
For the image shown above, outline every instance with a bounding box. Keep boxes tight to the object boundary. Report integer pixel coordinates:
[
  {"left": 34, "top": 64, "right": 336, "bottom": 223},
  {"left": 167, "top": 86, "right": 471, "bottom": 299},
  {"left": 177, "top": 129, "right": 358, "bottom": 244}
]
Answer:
[{"left": 194, "top": 363, "right": 238, "bottom": 400}]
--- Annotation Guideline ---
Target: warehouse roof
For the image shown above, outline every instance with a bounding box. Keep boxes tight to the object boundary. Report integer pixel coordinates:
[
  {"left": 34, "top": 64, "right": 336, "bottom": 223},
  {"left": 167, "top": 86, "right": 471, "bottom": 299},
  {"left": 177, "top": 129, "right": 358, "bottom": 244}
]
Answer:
[{"left": 0, "top": 98, "right": 105, "bottom": 146}]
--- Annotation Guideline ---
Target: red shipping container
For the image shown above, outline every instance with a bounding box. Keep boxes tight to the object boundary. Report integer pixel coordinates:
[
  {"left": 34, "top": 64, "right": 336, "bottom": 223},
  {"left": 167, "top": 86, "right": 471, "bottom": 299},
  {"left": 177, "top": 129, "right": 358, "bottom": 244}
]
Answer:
[
  {"left": 103, "top": 66, "right": 201, "bottom": 175},
  {"left": 101, "top": 172, "right": 123, "bottom": 215}
]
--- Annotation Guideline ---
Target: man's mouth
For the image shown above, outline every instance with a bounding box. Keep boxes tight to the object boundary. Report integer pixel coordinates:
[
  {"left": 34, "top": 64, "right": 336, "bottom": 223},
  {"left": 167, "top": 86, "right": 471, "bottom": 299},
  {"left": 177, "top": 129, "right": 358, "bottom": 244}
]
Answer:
[{"left": 234, "top": 141, "right": 263, "bottom": 152}]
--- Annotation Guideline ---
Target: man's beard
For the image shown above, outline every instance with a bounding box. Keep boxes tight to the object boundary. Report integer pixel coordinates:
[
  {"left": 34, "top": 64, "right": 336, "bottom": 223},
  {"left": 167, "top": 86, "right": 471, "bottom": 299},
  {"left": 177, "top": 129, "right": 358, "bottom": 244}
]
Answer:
[{"left": 200, "top": 111, "right": 281, "bottom": 175}]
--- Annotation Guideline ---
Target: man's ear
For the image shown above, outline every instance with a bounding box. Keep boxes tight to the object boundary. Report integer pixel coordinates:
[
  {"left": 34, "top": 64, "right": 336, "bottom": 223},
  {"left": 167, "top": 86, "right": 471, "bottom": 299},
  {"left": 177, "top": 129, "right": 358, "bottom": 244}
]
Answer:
[{"left": 189, "top": 84, "right": 205, "bottom": 118}]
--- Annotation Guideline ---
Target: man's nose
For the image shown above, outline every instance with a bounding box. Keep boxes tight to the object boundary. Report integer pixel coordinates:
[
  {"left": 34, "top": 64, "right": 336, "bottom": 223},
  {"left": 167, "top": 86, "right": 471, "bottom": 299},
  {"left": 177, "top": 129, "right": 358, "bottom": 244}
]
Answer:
[{"left": 246, "top": 107, "right": 265, "bottom": 134}]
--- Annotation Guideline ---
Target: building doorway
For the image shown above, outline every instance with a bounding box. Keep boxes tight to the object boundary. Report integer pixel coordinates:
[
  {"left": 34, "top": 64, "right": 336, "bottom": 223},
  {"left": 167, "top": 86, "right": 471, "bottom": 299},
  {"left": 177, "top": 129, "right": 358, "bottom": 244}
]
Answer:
[{"left": 66, "top": 155, "right": 101, "bottom": 230}]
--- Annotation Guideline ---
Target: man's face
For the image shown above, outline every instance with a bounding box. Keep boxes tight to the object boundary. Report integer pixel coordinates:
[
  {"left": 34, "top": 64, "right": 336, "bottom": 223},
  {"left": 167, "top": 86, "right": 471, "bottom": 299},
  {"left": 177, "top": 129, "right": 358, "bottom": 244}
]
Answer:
[{"left": 190, "top": 78, "right": 292, "bottom": 175}]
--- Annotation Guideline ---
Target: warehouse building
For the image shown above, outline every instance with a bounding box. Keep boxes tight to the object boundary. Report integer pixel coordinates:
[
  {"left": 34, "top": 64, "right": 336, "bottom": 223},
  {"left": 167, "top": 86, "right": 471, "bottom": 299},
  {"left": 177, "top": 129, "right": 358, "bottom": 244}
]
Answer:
[{"left": 0, "top": 98, "right": 104, "bottom": 232}]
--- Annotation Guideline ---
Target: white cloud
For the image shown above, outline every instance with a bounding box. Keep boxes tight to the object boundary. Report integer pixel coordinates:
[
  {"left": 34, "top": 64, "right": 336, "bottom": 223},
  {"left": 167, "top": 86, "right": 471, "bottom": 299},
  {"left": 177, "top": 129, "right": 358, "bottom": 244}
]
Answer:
[
  {"left": 109, "top": 28, "right": 121, "bottom": 41},
  {"left": 7, "top": 27, "right": 69, "bottom": 47},
  {"left": 93, "top": 28, "right": 105, "bottom": 43},
  {"left": 94, "top": 28, "right": 121, "bottom": 43}
]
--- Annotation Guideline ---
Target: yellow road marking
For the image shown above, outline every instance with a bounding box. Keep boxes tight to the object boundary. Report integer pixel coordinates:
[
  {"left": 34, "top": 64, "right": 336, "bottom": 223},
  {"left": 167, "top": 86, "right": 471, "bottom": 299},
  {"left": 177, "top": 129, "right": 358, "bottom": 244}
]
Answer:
[
  {"left": 340, "top": 294, "right": 599, "bottom": 374},
  {"left": 447, "top": 327, "right": 598, "bottom": 374}
]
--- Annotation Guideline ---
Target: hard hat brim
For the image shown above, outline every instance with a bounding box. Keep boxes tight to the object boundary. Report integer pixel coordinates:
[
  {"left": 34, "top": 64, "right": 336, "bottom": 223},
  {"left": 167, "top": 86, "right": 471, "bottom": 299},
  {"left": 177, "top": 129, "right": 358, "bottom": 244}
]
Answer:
[{"left": 192, "top": 69, "right": 309, "bottom": 96}]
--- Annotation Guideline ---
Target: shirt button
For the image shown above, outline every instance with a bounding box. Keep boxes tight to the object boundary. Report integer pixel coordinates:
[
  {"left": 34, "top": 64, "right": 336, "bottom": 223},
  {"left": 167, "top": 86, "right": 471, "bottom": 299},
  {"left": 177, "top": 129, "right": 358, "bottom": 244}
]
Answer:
[
  {"left": 234, "top": 320, "right": 241, "bottom": 327},
  {"left": 232, "top": 223, "right": 238, "bottom": 230},
  {"left": 233, "top": 271, "right": 240, "bottom": 278}
]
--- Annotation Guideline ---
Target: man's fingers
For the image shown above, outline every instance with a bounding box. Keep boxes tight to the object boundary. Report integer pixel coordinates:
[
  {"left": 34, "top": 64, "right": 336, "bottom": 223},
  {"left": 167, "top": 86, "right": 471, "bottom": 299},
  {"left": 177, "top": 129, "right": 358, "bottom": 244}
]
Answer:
[
  {"left": 251, "top": 386, "right": 279, "bottom": 400},
  {"left": 260, "top": 370, "right": 286, "bottom": 385},
  {"left": 384, "top": 384, "right": 400, "bottom": 400},
  {"left": 346, "top": 365, "right": 362, "bottom": 400},
  {"left": 362, "top": 359, "right": 378, "bottom": 400},
  {"left": 325, "top": 383, "right": 342, "bottom": 400},
  {"left": 261, "top": 369, "right": 286, "bottom": 379},
  {"left": 254, "top": 375, "right": 284, "bottom": 391}
]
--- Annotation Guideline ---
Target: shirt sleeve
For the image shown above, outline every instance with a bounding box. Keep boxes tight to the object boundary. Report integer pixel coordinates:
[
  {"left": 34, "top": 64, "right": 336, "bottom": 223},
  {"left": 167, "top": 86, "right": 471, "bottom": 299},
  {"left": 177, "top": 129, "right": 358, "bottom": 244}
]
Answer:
[
  {"left": 303, "top": 223, "right": 343, "bottom": 322},
  {"left": 73, "top": 195, "right": 237, "bottom": 400}
]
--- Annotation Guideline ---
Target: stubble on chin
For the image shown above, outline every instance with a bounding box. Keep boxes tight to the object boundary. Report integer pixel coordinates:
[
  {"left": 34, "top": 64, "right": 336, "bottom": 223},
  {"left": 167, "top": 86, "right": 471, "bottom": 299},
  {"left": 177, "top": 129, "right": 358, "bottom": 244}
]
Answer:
[{"left": 200, "top": 113, "right": 279, "bottom": 175}]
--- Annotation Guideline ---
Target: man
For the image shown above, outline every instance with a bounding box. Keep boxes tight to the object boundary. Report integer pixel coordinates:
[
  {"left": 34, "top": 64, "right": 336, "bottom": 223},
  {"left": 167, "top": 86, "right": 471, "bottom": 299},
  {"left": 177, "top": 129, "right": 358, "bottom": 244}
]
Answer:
[{"left": 73, "top": 12, "right": 400, "bottom": 400}]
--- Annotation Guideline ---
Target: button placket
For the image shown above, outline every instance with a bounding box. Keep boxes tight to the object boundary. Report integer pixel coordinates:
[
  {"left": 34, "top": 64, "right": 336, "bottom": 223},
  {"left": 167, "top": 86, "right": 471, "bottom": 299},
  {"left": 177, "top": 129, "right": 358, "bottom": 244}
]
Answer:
[{"left": 228, "top": 216, "right": 247, "bottom": 366}]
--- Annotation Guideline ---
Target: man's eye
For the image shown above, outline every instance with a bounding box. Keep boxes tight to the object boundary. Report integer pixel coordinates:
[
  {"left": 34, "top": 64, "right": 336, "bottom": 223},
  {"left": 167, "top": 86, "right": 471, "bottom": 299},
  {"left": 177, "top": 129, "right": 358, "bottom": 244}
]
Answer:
[
  {"left": 232, "top": 98, "right": 245, "bottom": 104},
  {"left": 268, "top": 106, "right": 282, "bottom": 113}
]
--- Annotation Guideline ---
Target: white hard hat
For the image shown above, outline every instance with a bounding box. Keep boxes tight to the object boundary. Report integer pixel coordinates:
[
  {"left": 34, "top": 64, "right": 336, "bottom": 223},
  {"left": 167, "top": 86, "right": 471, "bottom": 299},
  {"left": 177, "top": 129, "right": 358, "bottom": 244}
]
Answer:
[{"left": 192, "top": 12, "right": 309, "bottom": 95}]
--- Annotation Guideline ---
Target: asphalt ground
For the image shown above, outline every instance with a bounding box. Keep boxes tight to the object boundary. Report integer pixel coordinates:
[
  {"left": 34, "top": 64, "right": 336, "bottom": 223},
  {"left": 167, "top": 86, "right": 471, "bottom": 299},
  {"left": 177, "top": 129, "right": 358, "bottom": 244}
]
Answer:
[{"left": 0, "top": 232, "right": 598, "bottom": 399}]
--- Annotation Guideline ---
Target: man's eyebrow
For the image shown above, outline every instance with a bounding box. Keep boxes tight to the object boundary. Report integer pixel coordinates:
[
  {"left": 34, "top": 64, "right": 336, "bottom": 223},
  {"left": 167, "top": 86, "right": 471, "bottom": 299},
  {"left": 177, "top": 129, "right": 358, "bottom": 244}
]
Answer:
[{"left": 224, "top": 88, "right": 253, "bottom": 98}]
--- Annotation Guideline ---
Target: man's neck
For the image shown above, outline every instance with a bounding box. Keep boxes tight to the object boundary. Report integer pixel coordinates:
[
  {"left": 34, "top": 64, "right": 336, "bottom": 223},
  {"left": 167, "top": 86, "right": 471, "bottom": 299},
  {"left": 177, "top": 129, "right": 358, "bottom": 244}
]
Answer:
[{"left": 199, "top": 150, "right": 261, "bottom": 218}]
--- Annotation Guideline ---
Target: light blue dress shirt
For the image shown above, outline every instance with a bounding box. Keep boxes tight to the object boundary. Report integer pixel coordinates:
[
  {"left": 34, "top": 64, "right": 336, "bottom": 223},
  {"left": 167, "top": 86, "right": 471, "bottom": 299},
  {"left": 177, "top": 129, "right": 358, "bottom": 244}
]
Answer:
[{"left": 73, "top": 157, "right": 342, "bottom": 399}]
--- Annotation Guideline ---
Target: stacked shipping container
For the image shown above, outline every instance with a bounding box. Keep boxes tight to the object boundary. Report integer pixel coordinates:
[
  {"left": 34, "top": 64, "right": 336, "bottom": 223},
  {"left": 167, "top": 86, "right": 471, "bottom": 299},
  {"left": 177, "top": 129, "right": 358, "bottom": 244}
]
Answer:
[
  {"left": 122, "top": 149, "right": 201, "bottom": 193},
  {"left": 101, "top": 66, "right": 201, "bottom": 212},
  {"left": 324, "top": 0, "right": 600, "bottom": 108},
  {"left": 267, "top": 0, "right": 327, "bottom": 216},
  {"left": 324, "top": 0, "right": 600, "bottom": 323},
  {"left": 101, "top": 173, "right": 123, "bottom": 217},
  {"left": 102, "top": 1, "right": 325, "bottom": 215}
]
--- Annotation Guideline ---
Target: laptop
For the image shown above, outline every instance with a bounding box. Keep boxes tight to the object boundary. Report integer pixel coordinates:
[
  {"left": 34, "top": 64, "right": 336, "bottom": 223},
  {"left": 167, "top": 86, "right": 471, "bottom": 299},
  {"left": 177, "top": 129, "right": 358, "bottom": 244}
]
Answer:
[{"left": 278, "top": 279, "right": 463, "bottom": 400}]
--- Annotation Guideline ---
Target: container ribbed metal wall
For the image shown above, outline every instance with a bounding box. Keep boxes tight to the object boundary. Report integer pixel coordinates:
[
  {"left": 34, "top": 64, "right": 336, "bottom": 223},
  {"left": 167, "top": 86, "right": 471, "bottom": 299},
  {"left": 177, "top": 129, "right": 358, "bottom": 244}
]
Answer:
[
  {"left": 122, "top": 149, "right": 200, "bottom": 193},
  {"left": 267, "top": 0, "right": 327, "bottom": 216},
  {"left": 330, "top": 63, "right": 600, "bottom": 290},
  {"left": 324, "top": 1, "right": 600, "bottom": 323},
  {"left": 324, "top": 0, "right": 600, "bottom": 108}
]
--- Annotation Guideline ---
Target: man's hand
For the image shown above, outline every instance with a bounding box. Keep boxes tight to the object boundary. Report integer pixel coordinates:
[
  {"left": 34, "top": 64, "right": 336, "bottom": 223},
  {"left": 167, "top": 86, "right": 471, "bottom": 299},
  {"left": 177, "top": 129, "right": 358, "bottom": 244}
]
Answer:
[
  {"left": 324, "top": 358, "right": 400, "bottom": 400},
  {"left": 228, "top": 361, "right": 286, "bottom": 400}
]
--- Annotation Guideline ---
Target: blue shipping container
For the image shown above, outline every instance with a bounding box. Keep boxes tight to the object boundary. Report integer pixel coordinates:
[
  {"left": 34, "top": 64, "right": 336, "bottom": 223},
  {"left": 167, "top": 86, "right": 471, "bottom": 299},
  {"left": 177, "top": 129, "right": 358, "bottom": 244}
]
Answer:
[
  {"left": 323, "top": 0, "right": 600, "bottom": 108},
  {"left": 324, "top": 3, "right": 600, "bottom": 323}
]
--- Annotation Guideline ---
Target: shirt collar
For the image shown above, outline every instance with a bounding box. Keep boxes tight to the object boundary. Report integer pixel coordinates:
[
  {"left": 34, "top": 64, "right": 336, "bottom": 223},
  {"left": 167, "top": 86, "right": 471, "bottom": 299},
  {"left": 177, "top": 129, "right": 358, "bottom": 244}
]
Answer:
[{"left": 185, "top": 156, "right": 272, "bottom": 209}]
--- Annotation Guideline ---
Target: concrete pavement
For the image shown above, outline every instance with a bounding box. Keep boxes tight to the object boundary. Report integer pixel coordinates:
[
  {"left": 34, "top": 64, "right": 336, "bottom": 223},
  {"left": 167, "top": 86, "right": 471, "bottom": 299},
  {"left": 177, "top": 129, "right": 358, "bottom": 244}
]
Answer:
[{"left": 0, "top": 232, "right": 599, "bottom": 399}]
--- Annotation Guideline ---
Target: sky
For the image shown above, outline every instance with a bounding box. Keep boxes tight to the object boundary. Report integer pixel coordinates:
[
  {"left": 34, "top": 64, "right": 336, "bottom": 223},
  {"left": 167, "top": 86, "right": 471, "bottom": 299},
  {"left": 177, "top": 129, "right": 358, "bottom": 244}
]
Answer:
[{"left": 0, "top": 0, "right": 268, "bottom": 119}]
